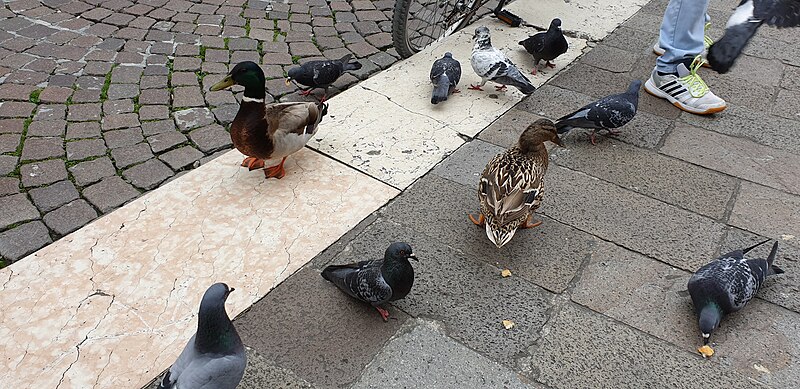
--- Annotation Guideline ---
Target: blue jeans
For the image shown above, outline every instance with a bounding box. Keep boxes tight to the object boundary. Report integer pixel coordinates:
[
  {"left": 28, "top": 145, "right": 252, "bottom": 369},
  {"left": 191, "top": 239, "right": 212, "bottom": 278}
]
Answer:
[{"left": 656, "top": 0, "right": 710, "bottom": 74}]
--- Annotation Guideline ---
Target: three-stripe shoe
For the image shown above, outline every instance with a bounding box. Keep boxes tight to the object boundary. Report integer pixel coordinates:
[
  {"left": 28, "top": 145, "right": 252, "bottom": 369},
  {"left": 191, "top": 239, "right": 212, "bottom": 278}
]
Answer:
[{"left": 644, "top": 55, "right": 726, "bottom": 115}]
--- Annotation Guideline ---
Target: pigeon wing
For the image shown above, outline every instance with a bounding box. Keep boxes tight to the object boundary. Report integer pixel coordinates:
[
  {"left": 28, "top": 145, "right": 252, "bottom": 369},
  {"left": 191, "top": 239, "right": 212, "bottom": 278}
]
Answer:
[
  {"left": 324, "top": 259, "right": 393, "bottom": 305},
  {"left": 311, "top": 62, "right": 342, "bottom": 87},
  {"left": 168, "top": 353, "right": 247, "bottom": 389},
  {"left": 586, "top": 95, "right": 637, "bottom": 128},
  {"left": 754, "top": 0, "right": 800, "bottom": 28}
]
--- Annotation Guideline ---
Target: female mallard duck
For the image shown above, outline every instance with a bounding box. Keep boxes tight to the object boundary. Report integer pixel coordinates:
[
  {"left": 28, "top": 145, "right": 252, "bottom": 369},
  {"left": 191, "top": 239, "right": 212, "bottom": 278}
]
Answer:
[
  {"left": 468, "top": 119, "right": 563, "bottom": 248},
  {"left": 210, "top": 61, "right": 328, "bottom": 178}
]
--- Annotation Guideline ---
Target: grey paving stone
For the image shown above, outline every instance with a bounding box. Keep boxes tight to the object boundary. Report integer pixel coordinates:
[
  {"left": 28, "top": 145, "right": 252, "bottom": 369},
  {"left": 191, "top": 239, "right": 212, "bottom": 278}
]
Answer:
[
  {"left": 111, "top": 142, "right": 154, "bottom": 169},
  {"left": 0, "top": 119, "right": 25, "bottom": 134},
  {"left": 771, "top": 88, "right": 800, "bottom": 121},
  {"left": 69, "top": 157, "right": 117, "bottom": 187},
  {"left": 662, "top": 122, "right": 800, "bottom": 196},
  {"left": 33, "top": 105, "right": 66, "bottom": 121},
  {"left": 27, "top": 120, "right": 66, "bottom": 137},
  {"left": 542, "top": 165, "right": 726, "bottom": 271},
  {"left": 158, "top": 145, "right": 205, "bottom": 170},
  {"left": 103, "top": 99, "right": 135, "bottom": 115},
  {"left": 531, "top": 303, "right": 761, "bottom": 389},
  {"left": 0, "top": 155, "right": 17, "bottom": 175},
  {"left": 66, "top": 121, "right": 101, "bottom": 139},
  {"left": 67, "top": 103, "right": 102, "bottom": 122},
  {"left": 146, "top": 131, "right": 186, "bottom": 154},
  {"left": 680, "top": 106, "right": 800, "bottom": 154},
  {"left": 0, "top": 221, "right": 51, "bottom": 261},
  {"left": 353, "top": 320, "right": 538, "bottom": 389},
  {"left": 236, "top": 267, "right": 410, "bottom": 388},
  {"left": 28, "top": 180, "right": 79, "bottom": 213},
  {"left": 212, "top": 104, "right": 240, "bottom": 125},
  {"left": 237, "top": 347, "right": 314, "bottom": 389},
  {"left": 107, "top": 83, "right": 140, "bottom": 100},
  {"left": 381, "top": 174, "right": 592, "bottom": 293},
  {"left": 552, "top": 139, "right": 737, "bottom": 220},
  {"left": 173, "top": 107, "right": 216, "bottom": 132},
  {"left": 0, "top": 193, "right": 39, "bottom": 230},
  {"left": 432, "top": 139, "right": 504, "bottom": 188},
  {"left": 479, "top": 108, "right": 545, "bottom": 149},
  {"left": 189, "top": 124, "right": 231, "bottom": 152},
  {"left": 730, "top": 181, "right": 800, "bottom": 240},
  {"left": 0, "top": 177, "right": 19, "bottom": 196},
  {"left": 0, "top": 101, "right": 35, "bottom": 119},
  {"left": 104, "top": 128, "right": 144, "bottom": 149},
  {"left": 122, "top": 158, "right": 174, "bottom": 190},
  {"left": 0, "top": 134, "right": 20, "bottom": 154},
  {"left": 43, "top": 199, "right": 98, "bottom": 236},
  {"left": 138, "top": 105, "right": 170, "bottom": 121},
  {"left": 142, "top": 120, "right": 176, "bottom": 136},
  {"left": 332, "top": 218, "right": 555, "bottom": 366},
  {"left": 66, "top": 138, "right": 106, "bottom": 160},
  {"left": 20, "top": 159, "right": 67, "bottom": 187},
  {"left": 571, "top": 239, "right": 800, "bottom": 386},
  {"left": 82, "top": 176, "right": 139, "bottom": 213}
]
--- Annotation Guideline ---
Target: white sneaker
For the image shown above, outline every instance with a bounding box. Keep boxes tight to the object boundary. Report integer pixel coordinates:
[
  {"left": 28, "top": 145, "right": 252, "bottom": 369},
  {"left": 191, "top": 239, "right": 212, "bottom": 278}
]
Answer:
[
  {"left": 644, "top": 55, "right": 726, "bottom": 115},
  {"left": 653, "top": 22, "right": 712, "bottom": 67}
]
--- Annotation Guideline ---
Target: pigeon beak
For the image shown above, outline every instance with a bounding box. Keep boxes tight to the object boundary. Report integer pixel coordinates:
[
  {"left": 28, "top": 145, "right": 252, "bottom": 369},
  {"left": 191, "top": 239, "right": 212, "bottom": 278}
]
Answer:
[
  {"left": 210, "top": 75, "right": 235, "bottom": 91},
  {"left": 702, "top": 333, "right": 710, "bottom": 345},
  {"left": 285, "top": 78, "right": 292, "bottom": 86},
  {"left": 408, "top": 253, "right": 418, "bottom": 262},
  {"left": 229, "top": 287, "right": 235, "bottom": 293}
]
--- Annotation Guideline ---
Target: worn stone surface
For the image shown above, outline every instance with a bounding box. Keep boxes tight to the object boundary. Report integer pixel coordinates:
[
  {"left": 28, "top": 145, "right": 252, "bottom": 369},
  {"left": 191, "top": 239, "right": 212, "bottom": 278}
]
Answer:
[
  {"left": 0, "top": 193, "right": 39, "bottom": 230},
  {"left": 68, "top": 157, "right": 116, "bottom": 187},
  {"left": 82, "top": 176, "right": 139, "bottom": 213},
  {"left": 730, "top": 181, "right": 800, "bottom": 240},
  {"left": 43, "top": 200, "right": 98, "bottom": 236},
  {"left": 19, "top": 159, "right": 67, "bottom": 188},
  {"left": 122, "top": 158, "right": 174, "bottom": 190},
  {"left": 0, "top": 221, "right": 51, "bottom": 261},
  {"left": 28, "top": 181, "right": 79, "bottom": 213}
]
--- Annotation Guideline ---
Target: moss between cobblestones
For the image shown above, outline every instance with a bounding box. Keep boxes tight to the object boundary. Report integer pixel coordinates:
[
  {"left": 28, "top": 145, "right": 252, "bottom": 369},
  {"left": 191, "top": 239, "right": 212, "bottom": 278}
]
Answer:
[
  {"left": 100, "top": 64, "right": 116, "bottom": 102},
  {"left": 29, "top": 89, "right": 42, "bottom": 104}
]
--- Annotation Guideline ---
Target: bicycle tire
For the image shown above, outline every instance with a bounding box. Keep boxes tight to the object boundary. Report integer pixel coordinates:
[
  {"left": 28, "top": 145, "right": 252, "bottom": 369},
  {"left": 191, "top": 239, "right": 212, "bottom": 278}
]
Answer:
[{"left": 392, "top": 0, "right": 480, "bottom": 59}]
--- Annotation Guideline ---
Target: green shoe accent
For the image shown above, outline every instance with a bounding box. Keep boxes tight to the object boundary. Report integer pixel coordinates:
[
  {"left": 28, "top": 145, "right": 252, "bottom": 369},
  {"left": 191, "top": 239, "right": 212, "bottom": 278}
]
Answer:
[
  {"left": 703, "top": 22, "right": 714, "bottom": 49},
  {"left": 681, "top": 55, "right": 710, "bottom": 98}
]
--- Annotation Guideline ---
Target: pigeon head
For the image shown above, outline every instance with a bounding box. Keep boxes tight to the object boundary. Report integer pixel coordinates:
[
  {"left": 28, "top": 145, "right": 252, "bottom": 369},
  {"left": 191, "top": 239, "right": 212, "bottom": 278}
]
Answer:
[
  {"left": 195, "top": 283, "right": 241, "bottom": 354},
  {"left": 627, "top": 79, "right": 643, "bottom": 95},
  {"left": 473, "top": 26, "right": 492, "bottom": 47},
  {"left": 210, "top": 61, "right": 266, "bottom": 99},
  {"left": 385, "top": 242, "right": 418, "bottom": 262},
  {"left": 199, "top": 283, "right": 235, "bottom": 313},
  {"left": 444, "top": 52, "right": 453, "bottom": 59},
  {"left": 550, "top": 18, "right": 562, "bottom": 30},
  {"left": 286, "top": 65, "right": 303, "bottom": 83},
  {"left": 519, "top": 118, "right": 564, "bottom": 153},
  {"left": 698, "top": 303, "right": 722, "bottom": 345}
]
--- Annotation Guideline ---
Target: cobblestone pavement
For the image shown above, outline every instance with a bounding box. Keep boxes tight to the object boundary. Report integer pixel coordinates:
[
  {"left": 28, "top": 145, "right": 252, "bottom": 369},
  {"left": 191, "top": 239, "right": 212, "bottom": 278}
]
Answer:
[{"left": 0, "top": 0, "right": 448, "bottom": 265}]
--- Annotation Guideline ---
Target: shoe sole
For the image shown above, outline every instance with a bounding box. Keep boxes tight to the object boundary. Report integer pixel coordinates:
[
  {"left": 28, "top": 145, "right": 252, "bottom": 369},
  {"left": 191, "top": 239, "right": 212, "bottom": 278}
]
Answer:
[
  {"left": 644, "top": 79, "right": 726, "bottom": 115},
  {"left": 652, "top": 46, "right": 712, "bottom": 68}
]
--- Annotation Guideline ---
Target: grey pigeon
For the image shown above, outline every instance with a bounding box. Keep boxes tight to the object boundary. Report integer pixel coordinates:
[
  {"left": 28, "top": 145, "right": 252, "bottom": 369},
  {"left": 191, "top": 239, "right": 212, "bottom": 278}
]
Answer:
[
  {"left": 554, "top": 79, "right": 642, "bottom": 144},
  {"left": 159, "top": 283, "right": 246, "bottom": 389},
  {"left": 286, "top": 54, "right": 362, "bottom": 100},
  {"left": 469, "top": 26, "right": 536, "bottom": 95},
  {"left": 519, "top": 18, "right": 569, "bottom": 75},
  {"left": 708, "top": 0, "right": 800, "bottom": 73},
  {"left": 688, "top": 240, "right": 784, "bottom": 345},
  {"left": 430, "top": 52, "right": 462, "bottom": 104},
  {"left": 321, "top": 242, "right": 417, "bottom": 321}
]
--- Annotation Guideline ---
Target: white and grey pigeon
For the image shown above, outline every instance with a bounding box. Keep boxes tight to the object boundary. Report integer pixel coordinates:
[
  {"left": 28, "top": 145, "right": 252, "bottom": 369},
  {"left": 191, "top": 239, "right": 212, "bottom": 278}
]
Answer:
[
  {"left": 707, "top": 0, "right": 800, "bottom": 73},
  {"left": 519, "top": 18, "right": 569, "bottom": 75},
  {"left": 430, "top": 52, "right": 462, "bottom": 104},
  {"left": 554, "top": 79, "right": 642, "bottom": 145},
  {"left": 321, "top": 242, "right": 417, "bottom": 322},
  {"left": 159, "top": 283, "right": 246, "bottom": 389},
  {"left": 469, "top": 26, "right": 536, "bottom": 95},
  {"left": 688, "top": 240, "right": 784, "bottom": 345}
]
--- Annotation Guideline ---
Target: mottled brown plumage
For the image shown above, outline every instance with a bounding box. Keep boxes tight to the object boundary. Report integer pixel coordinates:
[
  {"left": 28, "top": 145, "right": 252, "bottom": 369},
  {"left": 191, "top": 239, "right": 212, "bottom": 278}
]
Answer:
[
  {"left": 470, "top": 119, "right": 563, "bottom": 248},
  {"left": 210, "top": 61, "right": 327, "bottom": 178}
]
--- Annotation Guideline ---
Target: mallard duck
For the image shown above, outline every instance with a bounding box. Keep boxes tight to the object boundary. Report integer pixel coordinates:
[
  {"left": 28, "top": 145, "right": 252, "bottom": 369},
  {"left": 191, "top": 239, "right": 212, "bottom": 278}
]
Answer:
[
  {"left": 468, "top": 119, "right": 563, "bottom": 248},
  {"left": 210, "top": 61, "right": 328, "bottom": 178}
]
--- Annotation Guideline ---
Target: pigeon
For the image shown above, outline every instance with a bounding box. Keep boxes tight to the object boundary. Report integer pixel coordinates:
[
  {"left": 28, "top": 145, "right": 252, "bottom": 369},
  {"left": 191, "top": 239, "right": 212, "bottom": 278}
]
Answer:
[
  {"left": 430, "top": 52, "right": 462, "bottom": 104},
  {"left": 687, "top": 240, "right": 784, "bottom": 345},
  {"left": 321, "top": 242, "right": 417, "bottom": 321},
  {"left": 469, "top": 26, "right": 536, "bottom": 95},
  {"left": 554, "top": 79, "right": 642, "bottom": 145},
  {"left": 707, "top": 0, "right": 800, "bottom": 73},
  {"left": 286, "top": 54, "right": 362, "bottom": 100},
  {"left": 158, "top": 283, "right": 246, "bottom": 389},
  {"left": 519, "top": 18, "right": 569, "bottom": 75}
]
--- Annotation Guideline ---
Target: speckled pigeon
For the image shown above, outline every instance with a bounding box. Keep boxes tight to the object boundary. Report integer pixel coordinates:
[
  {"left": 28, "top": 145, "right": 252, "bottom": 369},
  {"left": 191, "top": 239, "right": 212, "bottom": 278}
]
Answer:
[
  {"left": 158, "top": 283, "right": 246, "bottom": 389},
  {"left": 708, "top": 0, "right": 800, "bottom": 73},
  {"left": 554, "top": 79, "right": 641, "bottom": 144},
  {"left": 321, "top": 242, "right": 417, "bottom": 321},
  {"left": 286, "top": 54, "right": 362, "bottom": 101},
  {"left": 688, "top": 240, "right": 784, "bottom": 345},
  {"left": 430, "top": 52, "right": 462, "bottom": 104},
  {"left": 469, "top": 26, "right": 536, "bottom": 95},
  {"left": 519, "top": 18, "right": 569, "bottom": 75}
]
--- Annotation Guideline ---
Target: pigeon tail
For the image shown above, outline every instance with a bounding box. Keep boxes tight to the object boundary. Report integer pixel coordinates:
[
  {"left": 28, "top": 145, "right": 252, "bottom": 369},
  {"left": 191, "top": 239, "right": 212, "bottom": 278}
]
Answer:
[
  {"left": 337, "top": 54, "right": 362, "bottom": 71},
  {"left": 157, "top": 371, "right": 174, "bottom": 389},
  {"left": 707, "top": 20, "right": 762, "bottom": 73},
  {"left": 431, "top": 74, "right": 451, "bottom": 104},
  {"left": 766, "top": 241, "right": 784, "bottom": 275}
]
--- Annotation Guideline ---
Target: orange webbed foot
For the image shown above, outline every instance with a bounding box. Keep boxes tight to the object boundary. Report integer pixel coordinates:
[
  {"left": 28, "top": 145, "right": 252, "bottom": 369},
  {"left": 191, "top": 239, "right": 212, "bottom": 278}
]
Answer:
[
  {"left": 521, "top": 215, "right": 542, "bottom": 229},
  {"left": 468, "top": 213, "right": 485, "bottom": 226},
  {"left": 263, "top": 157, "right": 287, "bottom": 179},
  {"left": 241, "top": 157, "right": 265, "bottom": 171}
]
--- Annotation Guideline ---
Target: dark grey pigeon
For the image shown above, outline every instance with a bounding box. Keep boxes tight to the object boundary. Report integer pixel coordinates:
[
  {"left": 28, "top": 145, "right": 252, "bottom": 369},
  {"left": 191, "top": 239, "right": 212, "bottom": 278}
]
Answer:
[
  {"left": 554, "top": 79, "right": 641, "bottom": 144},
  {"left": 708, "top": 0, "right": 800, "bottom": 73},
  {"left": 286, "top": 54, "right": 362, "bottom": 100},
  {"left": 430, "top": 52, "right": 462, "bottom": 104},
  {"left": 469, "top": 26, "right": 536, "bottom": 95},
  {"left": 519, "top": 18, "right": 569, "bottom": 75},
  {"left": 321, "top": 242, "right": 417, "bottom": 321},
  {"left": 159, "top": 283, "right": 246, "bottom": 389},
  {"left": 688, "top": 240, "right": 784, "bottom": 345}
]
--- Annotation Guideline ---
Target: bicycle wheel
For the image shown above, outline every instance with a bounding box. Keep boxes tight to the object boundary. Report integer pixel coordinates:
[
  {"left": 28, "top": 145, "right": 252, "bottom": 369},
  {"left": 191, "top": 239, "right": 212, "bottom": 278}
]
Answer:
[{"left": 392, "top": 0, "right": 480, "bottom": 59}]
